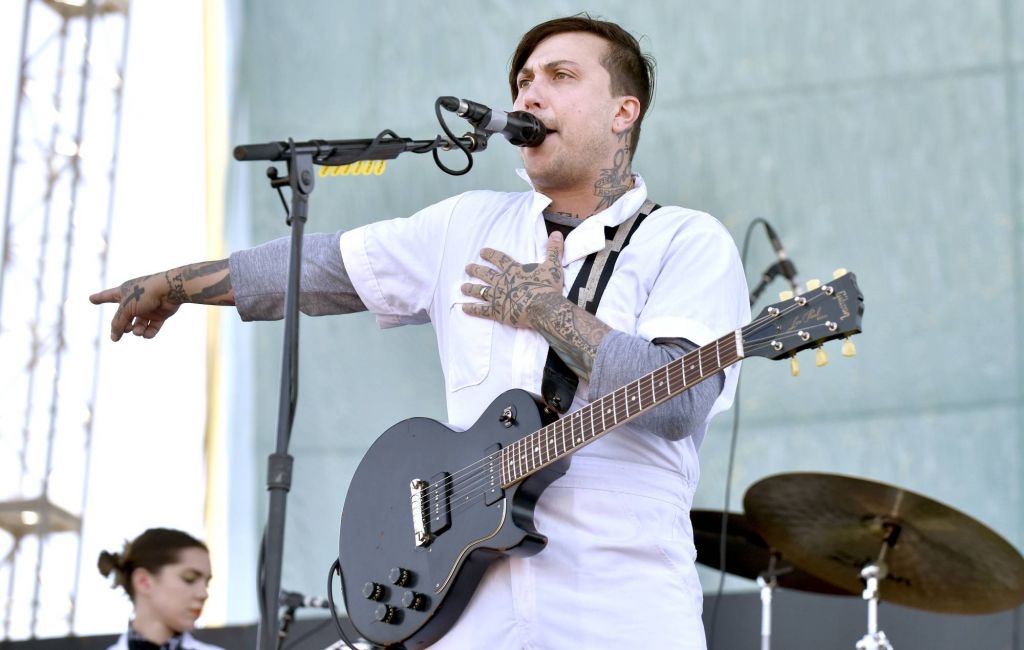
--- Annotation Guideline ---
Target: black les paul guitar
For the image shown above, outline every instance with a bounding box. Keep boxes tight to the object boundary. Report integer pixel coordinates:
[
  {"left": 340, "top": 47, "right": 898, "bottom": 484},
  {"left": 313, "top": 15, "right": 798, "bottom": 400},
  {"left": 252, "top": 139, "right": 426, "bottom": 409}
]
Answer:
[{"left": 338, "top": 271, "right": 864, "bottom": 649}]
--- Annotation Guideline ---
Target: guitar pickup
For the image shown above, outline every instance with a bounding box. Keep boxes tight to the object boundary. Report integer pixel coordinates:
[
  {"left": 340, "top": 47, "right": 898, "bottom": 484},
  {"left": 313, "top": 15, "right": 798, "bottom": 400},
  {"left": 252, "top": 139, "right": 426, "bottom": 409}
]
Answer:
[
  {"left": 484, "top": 443, "right": 503, "bottom": 506},
  {"left": 429, "top": 471, "right": 452, "bottom": 537}
]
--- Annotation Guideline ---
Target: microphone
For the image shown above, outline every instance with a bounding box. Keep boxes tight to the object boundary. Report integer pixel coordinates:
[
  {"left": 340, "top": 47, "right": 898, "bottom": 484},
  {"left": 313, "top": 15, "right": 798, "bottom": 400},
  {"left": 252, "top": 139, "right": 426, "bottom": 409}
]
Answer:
[
  {"left": 439, "top": 96, "right": 546, "bottom": 147},
  {"left": 279, "top": 589, "right": 329, "bottom": 610},
  {"left": 763, "top": 223, "right": 799, "bottom": 293}
]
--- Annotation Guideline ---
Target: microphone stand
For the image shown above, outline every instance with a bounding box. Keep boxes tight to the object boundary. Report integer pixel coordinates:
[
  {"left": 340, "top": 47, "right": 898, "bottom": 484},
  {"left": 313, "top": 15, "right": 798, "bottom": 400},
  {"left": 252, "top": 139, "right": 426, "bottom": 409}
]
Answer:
[
  {"left": 235, "top": 130, "right": 488, "bottom": 650},
  {"left": 748, "top": 262, "right": 783, "bottom": 306}
]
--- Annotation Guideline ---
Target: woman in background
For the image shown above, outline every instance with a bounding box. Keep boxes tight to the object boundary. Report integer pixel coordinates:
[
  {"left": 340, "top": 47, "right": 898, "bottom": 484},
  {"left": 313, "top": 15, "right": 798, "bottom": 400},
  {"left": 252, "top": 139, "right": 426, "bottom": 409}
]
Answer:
[{"left": 98, "top": 527, "right": 223, "bottom": 650}]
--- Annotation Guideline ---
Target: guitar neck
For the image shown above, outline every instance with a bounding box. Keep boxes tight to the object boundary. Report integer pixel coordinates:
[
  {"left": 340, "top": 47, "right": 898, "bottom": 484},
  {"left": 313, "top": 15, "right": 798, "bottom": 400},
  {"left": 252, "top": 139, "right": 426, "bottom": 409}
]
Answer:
[{"left": 499, "top": 330, "right": 744, "bottom": 487}]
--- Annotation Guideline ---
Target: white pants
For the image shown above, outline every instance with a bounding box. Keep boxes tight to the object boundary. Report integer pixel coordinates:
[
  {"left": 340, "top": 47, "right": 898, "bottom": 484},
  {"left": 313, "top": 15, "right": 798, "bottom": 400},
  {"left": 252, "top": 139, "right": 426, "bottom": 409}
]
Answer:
[{"left": 431, "top": 459, "right": 706, "bottom": 650}]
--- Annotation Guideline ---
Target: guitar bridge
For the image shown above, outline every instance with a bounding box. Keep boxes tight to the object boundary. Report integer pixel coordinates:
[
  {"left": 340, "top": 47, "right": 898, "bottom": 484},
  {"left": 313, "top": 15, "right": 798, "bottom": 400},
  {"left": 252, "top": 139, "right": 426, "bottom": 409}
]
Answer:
[
  {"left": 410, "top": 478, "right": 431, "bottom": 547},
  {"left": 411, "top": 473, "right": 453, "bottom": 547}
]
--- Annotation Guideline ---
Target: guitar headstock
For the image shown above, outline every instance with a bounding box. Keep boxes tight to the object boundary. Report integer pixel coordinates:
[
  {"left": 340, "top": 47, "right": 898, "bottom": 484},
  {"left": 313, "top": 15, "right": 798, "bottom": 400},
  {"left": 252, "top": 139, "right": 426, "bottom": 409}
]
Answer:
[{"left": 742, "top": 270, "right": 864, "bottom": 362}]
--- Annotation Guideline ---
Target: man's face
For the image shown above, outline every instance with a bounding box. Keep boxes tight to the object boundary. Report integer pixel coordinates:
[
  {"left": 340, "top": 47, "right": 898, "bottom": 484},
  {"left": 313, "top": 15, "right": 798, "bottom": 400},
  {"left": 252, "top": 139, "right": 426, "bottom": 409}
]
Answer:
[{"left": 512, "top": 31, "right": 625, "bottom": 195}]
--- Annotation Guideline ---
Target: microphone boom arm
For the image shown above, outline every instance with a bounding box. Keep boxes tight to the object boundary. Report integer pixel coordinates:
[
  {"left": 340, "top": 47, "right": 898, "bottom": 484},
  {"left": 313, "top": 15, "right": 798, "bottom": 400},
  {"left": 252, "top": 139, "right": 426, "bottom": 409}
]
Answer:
[{"left": 234, "top": 132, "right": 485, "bottom": 165}]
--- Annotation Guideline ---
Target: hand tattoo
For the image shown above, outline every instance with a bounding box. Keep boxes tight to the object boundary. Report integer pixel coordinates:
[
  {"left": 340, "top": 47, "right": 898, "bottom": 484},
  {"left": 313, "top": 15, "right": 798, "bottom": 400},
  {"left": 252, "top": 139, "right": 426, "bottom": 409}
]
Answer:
[{"left": 461, "top": 232, "right": 610, "bottom": 380}]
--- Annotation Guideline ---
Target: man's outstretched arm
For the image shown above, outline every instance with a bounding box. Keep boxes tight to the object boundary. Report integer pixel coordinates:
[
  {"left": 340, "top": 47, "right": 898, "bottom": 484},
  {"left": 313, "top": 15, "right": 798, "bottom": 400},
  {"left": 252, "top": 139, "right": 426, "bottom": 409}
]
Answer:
[{"left": 90, "top": 259, "right": 233, "bottom": 342}]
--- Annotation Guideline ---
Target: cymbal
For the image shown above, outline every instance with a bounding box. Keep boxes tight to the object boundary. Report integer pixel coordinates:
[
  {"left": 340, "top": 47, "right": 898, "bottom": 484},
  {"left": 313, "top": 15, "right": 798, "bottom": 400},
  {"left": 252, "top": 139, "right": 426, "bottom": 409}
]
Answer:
[
  {"left": 743, "top": 472, "right": 1024, "bottom": 615},
  {"left": 691, "top": 509, "right": 852, "bottom": 595}
]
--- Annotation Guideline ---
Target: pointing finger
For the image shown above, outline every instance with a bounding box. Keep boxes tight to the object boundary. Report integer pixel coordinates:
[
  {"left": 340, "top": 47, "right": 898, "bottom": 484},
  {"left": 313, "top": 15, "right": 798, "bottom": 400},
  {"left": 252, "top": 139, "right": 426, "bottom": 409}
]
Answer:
[{"left": 89, "top": 287, "right": 122, "bottom": 305}]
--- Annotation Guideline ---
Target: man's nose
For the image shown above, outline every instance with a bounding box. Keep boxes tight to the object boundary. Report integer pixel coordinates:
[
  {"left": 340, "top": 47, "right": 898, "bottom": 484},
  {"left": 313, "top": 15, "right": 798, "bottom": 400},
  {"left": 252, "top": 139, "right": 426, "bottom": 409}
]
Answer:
[{"left": 515, "top": 82, "right": 544, "bottom": 111}]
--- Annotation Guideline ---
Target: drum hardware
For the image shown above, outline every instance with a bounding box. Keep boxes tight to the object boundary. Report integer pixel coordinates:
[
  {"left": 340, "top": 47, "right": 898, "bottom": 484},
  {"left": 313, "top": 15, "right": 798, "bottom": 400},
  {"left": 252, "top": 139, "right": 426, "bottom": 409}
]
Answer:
[
  {"left": 755, "top": 555, "right": 781, "bottom": 650},
  {"left": 692, "top": 509, "right": 856, "bottom": 649},
  {"left": 855, "top": 523, "right": 899, "bottom": 650},
  {"left": 855, "top": 555, "right": 893, "bottom": 650},
  {"left": 743, "top": 472, "right": 1024, "bottom": 650}
]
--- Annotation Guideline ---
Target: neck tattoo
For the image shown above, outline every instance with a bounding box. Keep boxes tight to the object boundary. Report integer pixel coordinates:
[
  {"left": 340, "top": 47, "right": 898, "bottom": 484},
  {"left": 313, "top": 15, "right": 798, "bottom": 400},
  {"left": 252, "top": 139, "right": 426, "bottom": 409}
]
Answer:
[{"left": 593, "top": 129, "right": 633, "bottom": 212}]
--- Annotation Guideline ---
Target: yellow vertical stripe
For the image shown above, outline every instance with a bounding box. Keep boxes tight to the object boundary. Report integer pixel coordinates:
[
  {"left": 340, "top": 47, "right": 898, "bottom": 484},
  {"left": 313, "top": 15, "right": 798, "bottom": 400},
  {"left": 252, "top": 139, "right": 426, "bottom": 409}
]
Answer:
[{"left": 202, "top": 0, "right": 228, "bottom": 627}]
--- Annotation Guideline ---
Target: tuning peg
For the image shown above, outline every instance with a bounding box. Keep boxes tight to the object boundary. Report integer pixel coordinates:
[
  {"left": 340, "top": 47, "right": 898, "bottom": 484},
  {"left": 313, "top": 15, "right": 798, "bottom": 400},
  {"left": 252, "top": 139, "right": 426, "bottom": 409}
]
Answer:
[
  {"left": 815, "top": 346, "right": 828, "bottom": 367},
  {"left": 779, "top": 290, "right": 794, "bottom": 301},
  {"left": 805, "top": 278, "right": 821, "bottom": 291},
  {"left": 842, "top": 337, "right": 856, "bottom": 357},
  {"left": 790, "top": 355, "right": 800, "bottom": 377},
  {"left": 832, "top": 268, "right": 848, "bottom": 279}
]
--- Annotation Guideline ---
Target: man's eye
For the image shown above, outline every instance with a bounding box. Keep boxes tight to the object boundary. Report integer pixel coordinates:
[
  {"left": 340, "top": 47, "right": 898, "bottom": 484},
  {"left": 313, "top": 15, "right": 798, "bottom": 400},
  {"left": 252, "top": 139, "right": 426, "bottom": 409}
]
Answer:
[
  {"left": 554, "top": 71, "right": 570, "bottom": 80},
  {"left": 517, "top": 78, "right": 531, "bottom": 89}
]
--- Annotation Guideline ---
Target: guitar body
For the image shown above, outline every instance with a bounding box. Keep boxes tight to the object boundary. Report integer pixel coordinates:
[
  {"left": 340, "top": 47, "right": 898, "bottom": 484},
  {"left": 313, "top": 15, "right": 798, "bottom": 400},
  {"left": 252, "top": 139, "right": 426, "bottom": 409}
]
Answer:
[{"left": 338, "top": 389, "right": 562, "bottom": 649}]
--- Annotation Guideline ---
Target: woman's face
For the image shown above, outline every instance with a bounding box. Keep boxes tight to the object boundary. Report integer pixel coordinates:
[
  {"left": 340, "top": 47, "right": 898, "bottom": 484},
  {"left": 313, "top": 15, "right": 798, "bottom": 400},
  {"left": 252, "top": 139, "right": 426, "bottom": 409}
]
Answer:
[{"left": 137, "top": 547, "right": 212, "bottom": 634}]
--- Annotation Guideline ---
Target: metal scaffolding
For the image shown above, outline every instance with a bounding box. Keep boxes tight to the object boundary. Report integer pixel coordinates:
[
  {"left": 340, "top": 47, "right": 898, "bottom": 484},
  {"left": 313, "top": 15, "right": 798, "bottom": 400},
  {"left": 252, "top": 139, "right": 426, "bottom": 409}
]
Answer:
[{"left": 0, "top": 0, "right": 130, "bottom": 638}]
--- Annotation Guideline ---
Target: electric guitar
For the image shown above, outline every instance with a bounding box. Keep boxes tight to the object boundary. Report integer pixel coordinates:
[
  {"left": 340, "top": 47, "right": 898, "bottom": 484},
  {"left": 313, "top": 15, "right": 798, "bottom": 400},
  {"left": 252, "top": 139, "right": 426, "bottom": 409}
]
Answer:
[{"left": 338, "top": 271, "right": 864, "bottom": 649}]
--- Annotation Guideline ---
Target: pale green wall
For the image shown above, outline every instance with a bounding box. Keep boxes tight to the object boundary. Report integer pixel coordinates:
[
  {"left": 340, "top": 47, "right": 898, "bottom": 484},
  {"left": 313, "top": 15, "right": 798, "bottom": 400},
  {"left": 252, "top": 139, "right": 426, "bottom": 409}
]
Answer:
[{"left": 221, "top": 0, "right": 1023, "bottom": 620}]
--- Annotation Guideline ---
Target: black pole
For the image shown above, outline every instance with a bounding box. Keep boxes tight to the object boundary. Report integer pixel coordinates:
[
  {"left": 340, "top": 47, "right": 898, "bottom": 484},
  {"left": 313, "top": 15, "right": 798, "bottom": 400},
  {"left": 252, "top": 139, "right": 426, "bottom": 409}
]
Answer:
[
  {"left": 749, "top": 262, "right": 782, "bottom": 306},
  {"left": 257, "top": 140, "right": 314, "bottom": 650},
  {"left": 235, "top": 124, "right": 489, "bottom": 650}
]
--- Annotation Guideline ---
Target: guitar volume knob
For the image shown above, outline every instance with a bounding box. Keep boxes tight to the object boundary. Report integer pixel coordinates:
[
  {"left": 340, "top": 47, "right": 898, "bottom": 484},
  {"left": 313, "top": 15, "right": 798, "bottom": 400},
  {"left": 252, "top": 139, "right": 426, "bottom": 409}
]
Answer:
[
  {"left": 401, "top": 591, "right": 428, "bottom": 610},
  {"left": 389, "top": 566, "right": 412, "bottom": 587},
  {"left": 374, "top": 603, "right": 400, "bottom": 624},
  {"left": 362, "top": 581, "right": 385, "bottom": 601}
]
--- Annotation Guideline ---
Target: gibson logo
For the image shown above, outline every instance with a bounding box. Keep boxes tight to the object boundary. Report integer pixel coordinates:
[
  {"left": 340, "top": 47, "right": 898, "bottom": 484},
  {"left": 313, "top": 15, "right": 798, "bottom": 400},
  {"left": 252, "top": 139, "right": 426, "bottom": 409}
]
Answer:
[{"left": 837, "top": 290, "right": 851, "bottom": 320}]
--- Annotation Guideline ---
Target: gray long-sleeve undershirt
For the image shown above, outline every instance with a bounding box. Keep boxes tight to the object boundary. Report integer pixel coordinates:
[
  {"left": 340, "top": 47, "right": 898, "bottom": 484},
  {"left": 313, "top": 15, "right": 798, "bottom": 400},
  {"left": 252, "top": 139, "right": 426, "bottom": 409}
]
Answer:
[{"left": 228, "top": 232, "right": 724, "bottom": 441}]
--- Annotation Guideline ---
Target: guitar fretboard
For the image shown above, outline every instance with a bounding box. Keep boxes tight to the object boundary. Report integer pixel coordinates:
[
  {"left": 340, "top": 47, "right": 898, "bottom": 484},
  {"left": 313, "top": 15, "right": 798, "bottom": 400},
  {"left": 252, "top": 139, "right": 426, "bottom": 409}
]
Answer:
[{"left": 499, "top": 330, "right": 743, "bottom": 486}]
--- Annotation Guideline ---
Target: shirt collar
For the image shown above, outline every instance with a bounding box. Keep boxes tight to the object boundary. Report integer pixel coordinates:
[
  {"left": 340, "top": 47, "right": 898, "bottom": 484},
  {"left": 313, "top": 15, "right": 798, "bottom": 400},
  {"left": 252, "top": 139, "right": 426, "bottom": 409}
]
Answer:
[
  {"left": 127, "top": 623, "right": 185, "bottom": 650},
  {"left": 516, "top": 169, "right": 649, "bottom": 263},
  {"left": 515, "top": 168, "right": 648, "bottom": 225}
]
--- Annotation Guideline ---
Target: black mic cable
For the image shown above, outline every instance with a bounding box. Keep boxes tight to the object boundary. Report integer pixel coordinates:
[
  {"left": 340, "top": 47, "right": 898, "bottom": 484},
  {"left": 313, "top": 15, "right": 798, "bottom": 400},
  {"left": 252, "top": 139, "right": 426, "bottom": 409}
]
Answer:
[{"left": 762, "top": 221, "right": 799, "bottom": 293}]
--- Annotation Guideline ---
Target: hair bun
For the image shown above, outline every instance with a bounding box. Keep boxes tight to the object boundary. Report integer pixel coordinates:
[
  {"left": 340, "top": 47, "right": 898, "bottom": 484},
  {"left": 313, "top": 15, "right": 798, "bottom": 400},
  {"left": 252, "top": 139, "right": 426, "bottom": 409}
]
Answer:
[{"left": 97, "top": 550, "right": 122, "bottom": 578}]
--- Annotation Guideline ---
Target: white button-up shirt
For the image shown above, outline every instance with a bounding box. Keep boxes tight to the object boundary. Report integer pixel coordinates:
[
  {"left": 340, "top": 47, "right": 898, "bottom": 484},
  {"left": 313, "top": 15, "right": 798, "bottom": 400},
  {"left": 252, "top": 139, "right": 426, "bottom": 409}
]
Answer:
[{"left": 339, "top": 173, "right": 749, "bottom": 496}]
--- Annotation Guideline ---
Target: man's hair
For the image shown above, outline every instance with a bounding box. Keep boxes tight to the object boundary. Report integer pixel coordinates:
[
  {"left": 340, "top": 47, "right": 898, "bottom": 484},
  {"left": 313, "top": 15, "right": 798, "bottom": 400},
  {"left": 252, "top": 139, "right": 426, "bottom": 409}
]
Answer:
[{"left": 508, "top": 15, "right": 656, "bottom": 159}]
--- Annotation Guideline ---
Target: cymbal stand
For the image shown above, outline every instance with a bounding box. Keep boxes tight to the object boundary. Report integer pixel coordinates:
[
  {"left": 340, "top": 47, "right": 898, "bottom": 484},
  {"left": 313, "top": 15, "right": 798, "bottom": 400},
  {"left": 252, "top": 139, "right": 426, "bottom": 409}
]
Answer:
[
  {"left": 756, "top": 573, "right": 777, "bottom": 650},
  {"left": 756, "top": 553, "right": 787, "bottom": 650},
  {"left": 855, "top": 539, "right": 895, "bottom": 650}
]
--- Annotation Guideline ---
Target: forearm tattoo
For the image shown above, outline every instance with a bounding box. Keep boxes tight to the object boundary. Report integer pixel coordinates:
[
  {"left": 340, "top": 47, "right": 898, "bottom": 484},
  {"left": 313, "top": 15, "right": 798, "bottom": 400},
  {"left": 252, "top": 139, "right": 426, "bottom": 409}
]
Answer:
[
  {"left": 165, "top": 259, "right": 232, "bottom": 305},
  {"left": 527, "top": 293, "right": 610, "bottom": 380},
  {"left": 165, "top": 271, "right": 188, "bottom": 303}
]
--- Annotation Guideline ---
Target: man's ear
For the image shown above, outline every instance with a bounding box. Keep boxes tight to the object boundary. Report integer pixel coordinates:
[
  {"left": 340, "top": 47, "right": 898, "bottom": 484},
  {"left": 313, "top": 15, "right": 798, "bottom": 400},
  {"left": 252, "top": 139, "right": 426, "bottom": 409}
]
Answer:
[{"left": 612, "top": 96, "right": 641, "bottom": 134}]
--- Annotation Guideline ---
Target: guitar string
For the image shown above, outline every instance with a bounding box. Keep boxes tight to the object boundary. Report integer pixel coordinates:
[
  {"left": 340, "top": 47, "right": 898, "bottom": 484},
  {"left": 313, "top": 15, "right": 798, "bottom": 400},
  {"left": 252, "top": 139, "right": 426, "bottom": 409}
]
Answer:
[
  {"left": 435, "top": 292, "right": 826, "bottom": 496},
  {"left": 437, "top": 357, "right": 743, "bottom": 516},
  {"left": 423, "top": 345, "right": 737, "bottom": 503},
  {"left": 438, "top": 358, "right": 764, "bottom": 520},
  {"left": 416, "top": 289, "right": 845, "bottom": 511},
  {"left": 420, "top": 336, "right": 749, "bottom": 503},
  {"left": 415, "top": 287, "right": 849, "bottom": 508},
  {"left": 432, "top": 334, "right": 808, "bottom": 519},
  {"left": 417, "top": 369, "right": 698, "bottom": 516},
  {"left": 420, "top": 291, "right": 844, "bottom": 512}
]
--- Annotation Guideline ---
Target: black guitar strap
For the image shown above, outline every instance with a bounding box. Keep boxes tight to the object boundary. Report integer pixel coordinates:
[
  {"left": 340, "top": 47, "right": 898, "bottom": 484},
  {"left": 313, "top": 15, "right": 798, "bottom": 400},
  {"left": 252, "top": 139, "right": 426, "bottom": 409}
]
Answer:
[{"left": 540, "top": 199, "right": 660, "bottom": 414}]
